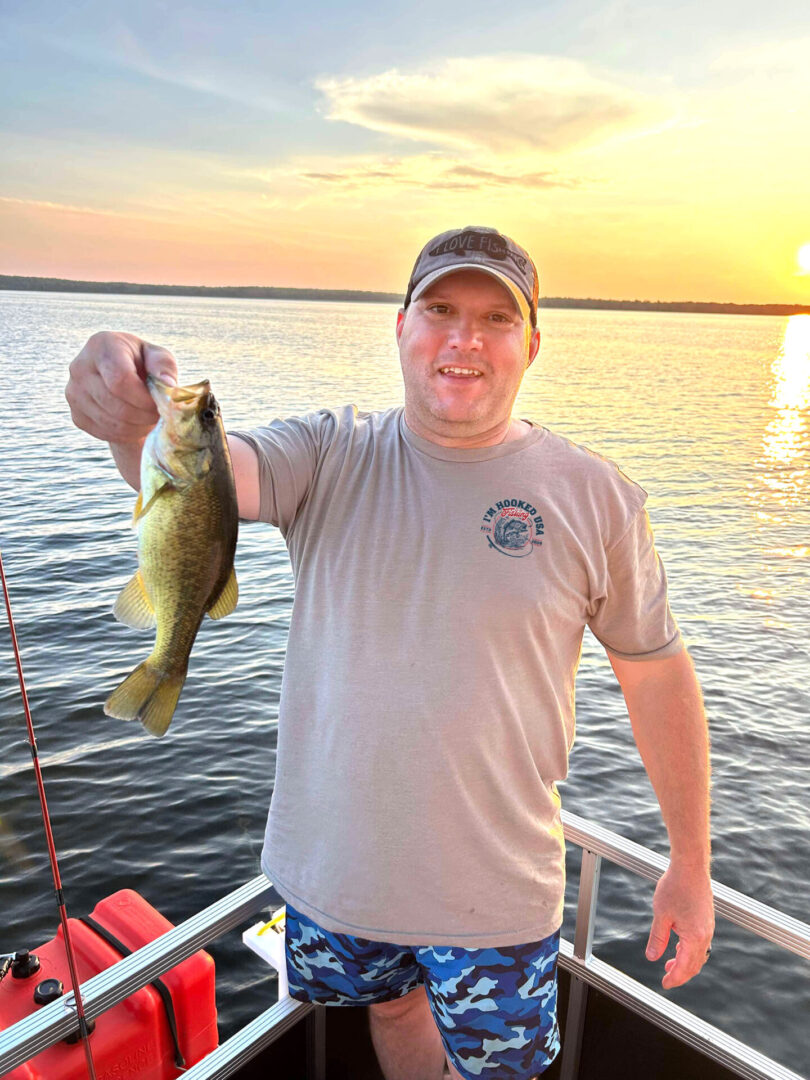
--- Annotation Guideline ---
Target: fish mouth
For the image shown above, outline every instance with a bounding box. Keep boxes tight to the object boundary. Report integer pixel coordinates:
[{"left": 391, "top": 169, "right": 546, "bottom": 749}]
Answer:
[{"left": 147, "top": 376, "right": 211, "bottom": 411}]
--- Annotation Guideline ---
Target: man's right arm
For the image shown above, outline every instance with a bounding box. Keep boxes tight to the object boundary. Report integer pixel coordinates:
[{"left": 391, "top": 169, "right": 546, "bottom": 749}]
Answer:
[{"left": 66, "top": 331, "right": 261, "bottom": 519}]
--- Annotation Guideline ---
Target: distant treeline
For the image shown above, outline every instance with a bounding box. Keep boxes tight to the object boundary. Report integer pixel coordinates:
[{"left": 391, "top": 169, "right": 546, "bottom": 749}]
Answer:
[
  {"left": 0, "top": 275, "right": 401, "bottom": 305},
  {"left": 1, "top": 275, "right": 808, "bottom": 317}
]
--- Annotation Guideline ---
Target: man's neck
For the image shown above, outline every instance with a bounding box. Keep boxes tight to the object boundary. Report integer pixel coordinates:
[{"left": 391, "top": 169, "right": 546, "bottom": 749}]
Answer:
[{"left": 404, "top": 412, "right": 530, "bottom": 449}]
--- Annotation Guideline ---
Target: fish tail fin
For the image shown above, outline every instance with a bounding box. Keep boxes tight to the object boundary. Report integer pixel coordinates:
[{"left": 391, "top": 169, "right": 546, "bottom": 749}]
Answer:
[{"left": 104, "top": 661, "right": 186, "bottom": 738}]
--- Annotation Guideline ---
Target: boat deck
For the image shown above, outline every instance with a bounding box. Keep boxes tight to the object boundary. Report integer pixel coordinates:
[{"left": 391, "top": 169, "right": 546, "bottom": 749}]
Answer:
[
  {"left": 2, "top": 811, "right": 807, "bottom": 1080},
  {"left": 233, "top": 969, "right": 744, "bottom": 1080}
]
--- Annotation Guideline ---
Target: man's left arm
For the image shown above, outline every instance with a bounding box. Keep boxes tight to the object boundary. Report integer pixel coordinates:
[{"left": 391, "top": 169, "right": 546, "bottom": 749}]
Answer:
[{"left": 608, "top": 647, "right": 715, "bottom": 989}]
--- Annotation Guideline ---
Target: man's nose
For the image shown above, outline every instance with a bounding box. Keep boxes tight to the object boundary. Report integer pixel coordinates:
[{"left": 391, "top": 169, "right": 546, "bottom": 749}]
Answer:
[{"left": 448, "top": 317, "right": 483, "bottom": 350}]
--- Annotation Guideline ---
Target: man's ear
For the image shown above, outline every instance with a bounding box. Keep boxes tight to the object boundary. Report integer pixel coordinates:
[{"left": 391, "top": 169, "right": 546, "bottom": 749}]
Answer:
[
  {"left": 396, "top": 308, "right": 406, "bottom": 344},
  {"left": 527, "top": 328, "right": 541, "bottom": 367}
]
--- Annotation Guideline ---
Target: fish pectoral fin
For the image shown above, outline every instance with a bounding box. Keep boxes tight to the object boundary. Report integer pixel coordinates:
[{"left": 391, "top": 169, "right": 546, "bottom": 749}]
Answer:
[
  {"left": 133, "top": 482, "right": 172, "bottom": 524},
  {"left": 207, "top": 567, "right": 238, "bottom": 620},
  {"left": 155, "top": 456, "right": 193, "bottom": 490},
  {"left": 113, "top": 570, "right": 157, "bottom": 629}
]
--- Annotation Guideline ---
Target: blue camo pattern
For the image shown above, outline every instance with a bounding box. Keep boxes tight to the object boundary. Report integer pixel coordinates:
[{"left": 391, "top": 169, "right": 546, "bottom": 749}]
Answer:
[{"left": 285, "top": 905, "right": 560, "bottom": 1078}]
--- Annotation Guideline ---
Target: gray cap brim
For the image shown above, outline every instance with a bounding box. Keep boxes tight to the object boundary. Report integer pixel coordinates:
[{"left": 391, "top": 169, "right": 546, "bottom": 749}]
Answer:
[{"left": 409, "top": 265, "right": 531, "bottom": 322}]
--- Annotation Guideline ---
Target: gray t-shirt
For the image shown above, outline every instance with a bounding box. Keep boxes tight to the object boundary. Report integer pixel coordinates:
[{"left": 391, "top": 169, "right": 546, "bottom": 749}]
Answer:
[{"left": 232, "top": 406, "right": 683, "bottom": 946}]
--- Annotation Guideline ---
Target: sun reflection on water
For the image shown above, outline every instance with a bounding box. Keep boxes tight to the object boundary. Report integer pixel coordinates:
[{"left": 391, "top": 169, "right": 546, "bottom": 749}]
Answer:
[{"left": 757, "top": 315, "right": 810, "bottom": 511}]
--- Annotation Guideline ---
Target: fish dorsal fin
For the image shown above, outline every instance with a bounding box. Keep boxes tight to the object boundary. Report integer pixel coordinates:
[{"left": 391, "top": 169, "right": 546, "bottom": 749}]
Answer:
[
  {"left": 207, "top": 567, "right": 238, "bottom": 620},
  {"left": 133, "top": 482, "right": 171, "bottom": 525},
  {"left": 113, "top": 570, "right": 157, "bottom": 629}
]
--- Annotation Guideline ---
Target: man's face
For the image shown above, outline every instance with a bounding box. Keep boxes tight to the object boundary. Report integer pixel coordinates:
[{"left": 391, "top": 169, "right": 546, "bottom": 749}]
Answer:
[{"left": 396, "top": 269, "right": 540, "bottom": 443}]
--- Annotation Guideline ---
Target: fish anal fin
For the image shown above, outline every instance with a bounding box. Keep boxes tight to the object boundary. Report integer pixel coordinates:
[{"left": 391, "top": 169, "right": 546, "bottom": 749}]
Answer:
[
  {"left": 207, "top": 567, "right": 238, "bottom": 620},
  {"left": 113, "top": 570, "right": 156, "bottom": 629},
  {"left": 104, "top": 661, "right": 186, "bottom": 738}
]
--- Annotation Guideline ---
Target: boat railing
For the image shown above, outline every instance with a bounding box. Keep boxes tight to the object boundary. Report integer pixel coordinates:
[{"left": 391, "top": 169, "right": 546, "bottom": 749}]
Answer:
[
  {"left": 557, "top": 812, "right": 808, "bottom": 1080},
  {"left": 1, "top": 812, "right": 807, "bottom": 1080}
]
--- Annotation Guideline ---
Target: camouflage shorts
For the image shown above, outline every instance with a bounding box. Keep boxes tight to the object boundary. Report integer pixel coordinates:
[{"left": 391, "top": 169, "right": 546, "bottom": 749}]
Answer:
[{"left": 284, "top": 904, "right": 561, "bottom": 1079}]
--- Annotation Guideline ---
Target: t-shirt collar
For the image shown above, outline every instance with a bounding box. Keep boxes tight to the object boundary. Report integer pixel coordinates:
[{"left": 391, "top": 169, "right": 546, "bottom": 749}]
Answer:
[{"left": 399, "top": 409, "right": 545, "bottom": 462}]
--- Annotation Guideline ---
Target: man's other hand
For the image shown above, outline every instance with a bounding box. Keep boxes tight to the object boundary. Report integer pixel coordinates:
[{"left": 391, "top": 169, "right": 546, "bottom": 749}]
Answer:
[
  {"left": 646, "top": 862, "right": 715, "bottom": 989},
  {"left": 66, "top": 331, "right": 178, "bottom": 444}
]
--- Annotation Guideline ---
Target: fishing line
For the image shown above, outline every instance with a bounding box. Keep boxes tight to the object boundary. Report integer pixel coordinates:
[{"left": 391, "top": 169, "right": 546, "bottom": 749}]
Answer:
[{"left": 0, "top": 549, "right": 98, "bottom": 1080}]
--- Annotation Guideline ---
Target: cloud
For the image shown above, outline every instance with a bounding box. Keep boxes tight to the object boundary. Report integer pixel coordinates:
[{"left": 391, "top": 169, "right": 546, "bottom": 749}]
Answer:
[
  {"left": 0, "top": 193, "right": 225, "bottom": 229},
  {"left": 290, "top": 154, "right": 588, "bottom": 193},
  {"left": 38, "top": 26, "right": 283, "bottom": 113},
  {"left": 316, "top": 55, "right": 667, "bottom": 154},
  {"left": 0, "top": 195, "right": 137, "bottom": 219},
  {"left": 444, "top": 165, "right": 584, "bottom": 189}
]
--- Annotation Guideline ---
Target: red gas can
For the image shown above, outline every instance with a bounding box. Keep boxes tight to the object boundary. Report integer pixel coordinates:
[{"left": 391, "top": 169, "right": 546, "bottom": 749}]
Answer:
[{"left": 0, "top": 889, "right": 218, "bottom": 1079}]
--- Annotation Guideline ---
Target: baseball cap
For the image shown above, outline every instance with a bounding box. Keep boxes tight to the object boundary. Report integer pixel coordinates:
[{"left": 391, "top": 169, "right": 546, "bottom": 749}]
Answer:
[{"left": 403, "top": 226, "right": 539, "bottom": 326}]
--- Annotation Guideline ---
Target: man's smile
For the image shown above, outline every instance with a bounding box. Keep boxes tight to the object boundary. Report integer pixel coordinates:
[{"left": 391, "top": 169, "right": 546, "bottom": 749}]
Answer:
[{"left": 437, "top": 365, "right": 483, "bottom": 378}]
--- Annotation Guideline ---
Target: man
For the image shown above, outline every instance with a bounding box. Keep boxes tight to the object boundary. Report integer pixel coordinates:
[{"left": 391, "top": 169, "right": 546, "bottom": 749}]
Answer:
[{"left": 66, "top": 226, "right": 714, "bottom": 1080}]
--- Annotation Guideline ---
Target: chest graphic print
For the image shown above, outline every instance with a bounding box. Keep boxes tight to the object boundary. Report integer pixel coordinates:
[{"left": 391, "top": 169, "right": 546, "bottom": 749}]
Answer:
[{"left": 481, "top": 498, "right": 545, "bottom": 558}]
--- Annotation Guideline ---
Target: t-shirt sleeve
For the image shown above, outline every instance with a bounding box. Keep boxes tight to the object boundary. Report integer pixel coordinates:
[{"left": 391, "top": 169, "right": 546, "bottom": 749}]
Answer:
[
  {"left": 586, "top": 507, "right": 684, "bottom": 661},
  {"left": 228, "top": 410, "right": 337, "bottom": 534}
]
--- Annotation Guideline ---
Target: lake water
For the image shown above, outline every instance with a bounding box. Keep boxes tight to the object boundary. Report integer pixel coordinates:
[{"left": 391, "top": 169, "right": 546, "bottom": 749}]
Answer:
[{"left": 0, "top": 292, "right": 808, "bottom": 1074}]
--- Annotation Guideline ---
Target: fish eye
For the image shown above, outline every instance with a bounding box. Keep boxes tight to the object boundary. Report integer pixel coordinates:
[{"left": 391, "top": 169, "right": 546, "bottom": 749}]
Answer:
[{"left": 201, "top": 407, "right": 216, "bottom": 421}]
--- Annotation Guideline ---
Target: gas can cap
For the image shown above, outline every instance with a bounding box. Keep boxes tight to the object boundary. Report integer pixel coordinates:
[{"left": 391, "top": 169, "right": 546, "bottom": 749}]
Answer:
[
  {"left": 12, "top": 950, "right": 41, "bottom": 979},
  {"left": 33, "top": 978, "right": 64, "bottom": 1005},
  {"left": 65, "top": 1016, "right": 97, "bottom": 1044}
]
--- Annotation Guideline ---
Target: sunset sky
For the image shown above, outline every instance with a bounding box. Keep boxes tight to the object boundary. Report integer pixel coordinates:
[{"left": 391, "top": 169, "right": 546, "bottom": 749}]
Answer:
[{"left": 2, "top": 0, "right": 810, "bottom": 303}]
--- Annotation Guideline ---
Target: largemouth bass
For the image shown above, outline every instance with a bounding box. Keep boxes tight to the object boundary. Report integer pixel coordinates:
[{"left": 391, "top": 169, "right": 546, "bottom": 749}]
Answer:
[{"left": 104, "top": 377, "right": 238, "bottom": 737}]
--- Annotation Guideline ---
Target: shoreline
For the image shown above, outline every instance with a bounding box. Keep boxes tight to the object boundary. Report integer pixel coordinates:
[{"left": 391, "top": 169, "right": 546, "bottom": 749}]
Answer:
[{"left": 1, "top": 274, "right": 808, "bottom": 317}]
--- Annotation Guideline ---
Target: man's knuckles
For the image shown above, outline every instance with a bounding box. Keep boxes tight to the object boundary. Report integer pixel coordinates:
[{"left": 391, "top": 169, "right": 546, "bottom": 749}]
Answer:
[
  {"left": 68, "top": 395, "right": 152, "bottom": 442},
  {"left": 103, "top": 389, "right": 154, "bottom": 423}
]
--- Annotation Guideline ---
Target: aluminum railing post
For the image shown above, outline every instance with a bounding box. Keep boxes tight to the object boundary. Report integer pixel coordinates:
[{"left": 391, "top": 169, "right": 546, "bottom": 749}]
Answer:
[
  {"left": 306, "top": 1005, "right": 327, "bottom": 1080},
  {"left": 559, "top": 848, "right": 602, "bottom": 1080}
]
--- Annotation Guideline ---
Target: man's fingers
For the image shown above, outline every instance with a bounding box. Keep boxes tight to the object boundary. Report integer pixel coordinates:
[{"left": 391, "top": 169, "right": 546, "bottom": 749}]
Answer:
[
  {"left": 67, "top": 395, "right": 156, "bottom": 444},
  {"left": 661, "top": 936, "right": 710, "bottom": 989},
  {"left": 96, "top": 350, "right": 155, "bottom": 414},
  {"left": 646, "top": 915, "right": 671, "bottom": 961},
  {"left": 75, "top": 363, "right": 155, "bottom": 426},
  {"left": 142, "top": 341, "right": 178, "bottom": 386},
  {"left": 92, "top": 360, "right": 156, "bottom": 420},
  {"left": 645, "top": 864, "right": 715, "bottom": 990},
  {"left": 68, "top": 358, "right": 155, "bottom": 442}
]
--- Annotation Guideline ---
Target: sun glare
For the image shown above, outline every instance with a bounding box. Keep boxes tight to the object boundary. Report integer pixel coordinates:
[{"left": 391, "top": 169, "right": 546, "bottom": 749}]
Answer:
[
  {"left": 760, "top": 315, "right": 810, "bottom": 503},
  {"left": 771, "top": 315, "right": 810, "bottom": 411},
  {"left": 798, "top": 243, "right": 810, "bottom": 275}
]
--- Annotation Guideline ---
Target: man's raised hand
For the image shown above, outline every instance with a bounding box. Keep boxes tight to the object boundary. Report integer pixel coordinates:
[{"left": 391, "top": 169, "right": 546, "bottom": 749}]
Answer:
[{"left": 66, "top": 331, "right": 178, "bottom": 444}]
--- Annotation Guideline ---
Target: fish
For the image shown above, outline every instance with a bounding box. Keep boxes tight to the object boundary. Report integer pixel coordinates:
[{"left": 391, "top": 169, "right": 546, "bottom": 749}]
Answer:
[{"left": 104, "top": 377, "right": 239, "bottom": 737}]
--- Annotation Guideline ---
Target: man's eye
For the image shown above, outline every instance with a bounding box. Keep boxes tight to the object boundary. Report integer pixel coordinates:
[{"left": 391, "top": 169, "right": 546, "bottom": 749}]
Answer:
[{"left": 427, "top": 303, "right": 450, "bottom": 314}]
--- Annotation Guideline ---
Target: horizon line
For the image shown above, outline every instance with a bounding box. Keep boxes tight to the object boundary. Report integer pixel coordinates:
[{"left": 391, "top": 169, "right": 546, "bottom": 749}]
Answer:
[{"left": 1, "top": 274, "right": 808, "bottom": 317}]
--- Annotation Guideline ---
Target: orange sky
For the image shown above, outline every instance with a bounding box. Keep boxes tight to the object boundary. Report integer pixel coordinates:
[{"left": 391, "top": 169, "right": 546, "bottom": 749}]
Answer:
[{"left": 3, "top": 10, "right": 810, "bottom": 303}]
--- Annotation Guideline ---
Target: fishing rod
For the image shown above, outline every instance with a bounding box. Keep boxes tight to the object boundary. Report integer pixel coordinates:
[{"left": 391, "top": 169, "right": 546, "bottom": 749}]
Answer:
[{"left": 0, "top": 549, "right": 98, "bottom": 1080}]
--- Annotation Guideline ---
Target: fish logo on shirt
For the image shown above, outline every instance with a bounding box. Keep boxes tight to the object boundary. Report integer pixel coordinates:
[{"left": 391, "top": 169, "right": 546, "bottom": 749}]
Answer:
[{"left": 481, "top": 499, "right": 544, "bottom": 558}]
